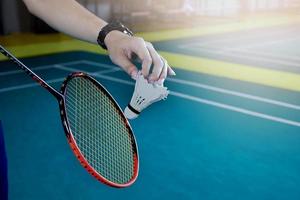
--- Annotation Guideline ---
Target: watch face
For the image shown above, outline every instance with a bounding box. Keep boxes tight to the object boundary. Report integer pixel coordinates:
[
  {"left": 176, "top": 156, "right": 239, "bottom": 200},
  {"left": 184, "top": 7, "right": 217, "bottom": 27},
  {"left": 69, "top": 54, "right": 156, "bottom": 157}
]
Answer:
[{"left": 113, "top": 22, "right": 133, "bottom": 36}]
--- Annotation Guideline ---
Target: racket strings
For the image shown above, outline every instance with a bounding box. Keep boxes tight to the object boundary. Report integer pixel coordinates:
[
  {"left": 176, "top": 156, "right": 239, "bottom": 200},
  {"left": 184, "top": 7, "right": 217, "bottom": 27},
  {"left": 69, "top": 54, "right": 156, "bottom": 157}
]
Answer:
[{"left": 65, "top": 77, "right": 134, "bottom": 184}]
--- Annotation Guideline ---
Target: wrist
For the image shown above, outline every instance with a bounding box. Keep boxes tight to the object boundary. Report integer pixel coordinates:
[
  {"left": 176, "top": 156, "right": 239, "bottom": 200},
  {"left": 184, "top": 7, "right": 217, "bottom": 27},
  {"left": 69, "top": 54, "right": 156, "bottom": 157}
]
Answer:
[
  {"left": 104, "top": 30, "right": 128, "bottom": 49},
  {"left": 97, "top": 21, "right": 133, "bottom": 50}
]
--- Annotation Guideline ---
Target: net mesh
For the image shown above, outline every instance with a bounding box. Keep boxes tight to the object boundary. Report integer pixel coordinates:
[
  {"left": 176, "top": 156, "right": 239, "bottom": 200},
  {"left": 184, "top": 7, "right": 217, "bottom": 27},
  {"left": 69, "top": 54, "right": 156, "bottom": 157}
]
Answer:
[{"left": 65, "top": 77, "right": 135, "bottom": 184}]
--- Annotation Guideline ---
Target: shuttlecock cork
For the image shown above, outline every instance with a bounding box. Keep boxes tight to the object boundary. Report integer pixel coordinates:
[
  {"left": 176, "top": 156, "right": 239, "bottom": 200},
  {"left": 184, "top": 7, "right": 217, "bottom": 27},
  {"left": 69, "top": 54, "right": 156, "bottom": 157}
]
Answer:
[{"left": 124, "top": 73, "right": 169, "bottom": 119}]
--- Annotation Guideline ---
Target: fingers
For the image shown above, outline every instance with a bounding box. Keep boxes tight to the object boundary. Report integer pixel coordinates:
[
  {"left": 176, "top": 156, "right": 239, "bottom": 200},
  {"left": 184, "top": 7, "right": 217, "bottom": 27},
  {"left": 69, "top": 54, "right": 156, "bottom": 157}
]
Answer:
[
  {"left": 111, "top": 35, "right": 175, "bottom": 82},
  {"left": 146, "top": 42, "right": 164, "bottom": 83},
  {"left": 157, "top": 57, "right": 168, "bottom": 85},
  {"left": 131, "top": 38, "right": 152, "bottom": 78},
  {"left": 112, "top": 55, "right": 138, "bottom": 79},
  {"left": 157, "top": 57, "right": 177, "bottom": 84},
  {"left": 167, "top": 65, "right": 176, "bottom": 76},
  {"left": 146, "top": 42, "right": 176, "bottom": 84}
]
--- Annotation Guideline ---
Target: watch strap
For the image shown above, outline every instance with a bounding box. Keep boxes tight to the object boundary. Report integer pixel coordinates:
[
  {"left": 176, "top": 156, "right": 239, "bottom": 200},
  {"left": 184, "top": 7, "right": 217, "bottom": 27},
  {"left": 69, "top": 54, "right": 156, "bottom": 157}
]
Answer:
[{"left": 97, "top": 21, "right": 133, "bottom": 50}]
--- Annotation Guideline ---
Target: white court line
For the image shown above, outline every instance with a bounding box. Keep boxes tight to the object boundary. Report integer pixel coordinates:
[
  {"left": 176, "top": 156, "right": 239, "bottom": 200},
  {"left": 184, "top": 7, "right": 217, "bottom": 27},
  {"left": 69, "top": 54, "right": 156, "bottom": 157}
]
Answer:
[
  {"left": 54, "top": 65, "right": 300, "bottom": 127},
  {"left": 167, "top": 78, "right": 300, "bottom": 110},
  {"left": 55, "top": 64, "right": 132, "bottom": 85},
  {"left": 0, "top": 60, "right": 119, "bottom": 77},
  {"left": 180, "top": 43, "right": 300, "bottom": 63},
  {"left": 228, "top": 36, "right": 300, "bottom": 49},
  {"left": 83, "top": 60, "right": 300, "bottom": 110},
  {"left": 186, "top": 36, "right": 300, "bottom": 53},
  {"left": 53, "top": 64, "right": 121, "bottom": 75},
  {"left": 180, "top": 42, "right": 300, "bottom": 62},
  {"left": 180, "top": 27, "right": 299, "bottom": 47},
  {"left": 1, "top": 62, "right": 300, "bottom": 127},
  {"left": 0, "top": 65, "right": 54, "bottom": 76},
  {"left": 180, "top": 45, "right": 300, "bottom": 68},
  {"left": 170, "top": 91, "right": 300, "bottom": 127},
  {"left": 81, "top": 60, "right": 119, "bottom": 69},
  {"left": 2, "top": 60, "right": 299, "bottom": 111},
  {"left": 0, "top": 67, "right": 118, "bottom": 93},
  {"left": 0, "top": 78, "right": 64, "bottom": 93},
  {"left": 0, "top": 60, "right": 84, "bottom": 76},
  {"left": 222, "top": 48, "right": 300, "bottom": 62}
]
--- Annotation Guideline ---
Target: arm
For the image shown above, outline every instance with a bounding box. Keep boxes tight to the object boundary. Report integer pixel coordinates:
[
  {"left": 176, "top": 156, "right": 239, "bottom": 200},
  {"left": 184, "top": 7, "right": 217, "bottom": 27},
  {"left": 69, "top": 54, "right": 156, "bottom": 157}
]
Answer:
[
  {"left": 22, "top": 0, "right": 175, "bottom": 82},
  {"left": 23, "top": 0, "right": 105, "bottom": 44}
]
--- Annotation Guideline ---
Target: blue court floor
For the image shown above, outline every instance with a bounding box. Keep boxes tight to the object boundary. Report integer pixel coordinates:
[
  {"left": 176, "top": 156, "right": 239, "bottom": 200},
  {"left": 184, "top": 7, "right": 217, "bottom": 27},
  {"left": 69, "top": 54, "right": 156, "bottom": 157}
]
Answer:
[{"left": 0, "top": 51, "right": 300, "bottom": 200}]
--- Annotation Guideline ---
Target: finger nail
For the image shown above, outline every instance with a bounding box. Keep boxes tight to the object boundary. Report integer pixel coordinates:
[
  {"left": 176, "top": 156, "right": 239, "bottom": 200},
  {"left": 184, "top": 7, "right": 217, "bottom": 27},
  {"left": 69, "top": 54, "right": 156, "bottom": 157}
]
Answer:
[
  {"left": 157, "top": 79, "right": 164, "bottom": 85},
  {"left": 148, "top": 79, "right": 154, "bottom": 83},
  {"left": 169, "top": 69, "right": 176, "bottom": 76},
  {"left": 131, "top": 70, "right": 138, "bottom": 80},
  {"left": 148, "top": 76, "right": 155, "bottom": 84}
]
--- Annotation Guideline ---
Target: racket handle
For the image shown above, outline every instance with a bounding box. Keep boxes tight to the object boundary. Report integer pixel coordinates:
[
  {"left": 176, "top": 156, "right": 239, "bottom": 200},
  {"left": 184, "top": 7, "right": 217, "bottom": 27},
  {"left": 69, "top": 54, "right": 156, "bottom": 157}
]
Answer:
[{"left": 0, "top": 45, "right": 63, "bottom": 100}]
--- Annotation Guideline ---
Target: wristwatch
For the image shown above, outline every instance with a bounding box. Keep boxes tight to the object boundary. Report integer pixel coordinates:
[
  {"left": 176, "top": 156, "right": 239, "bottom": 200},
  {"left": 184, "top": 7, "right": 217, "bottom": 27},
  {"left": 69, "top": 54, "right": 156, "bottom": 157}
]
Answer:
[{"left": 97, "top": 21, "right": 134, "bottom": 50}]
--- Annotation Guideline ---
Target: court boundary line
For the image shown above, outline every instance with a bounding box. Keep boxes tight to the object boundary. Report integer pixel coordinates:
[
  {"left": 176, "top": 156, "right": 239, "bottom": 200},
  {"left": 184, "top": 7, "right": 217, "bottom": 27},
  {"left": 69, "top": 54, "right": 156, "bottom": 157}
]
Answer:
[
  {"left": 0, "top": 61, "right": 83, "bottom": 76},
  {"left": 0, "top": 67, "right": 118, "bottom": 93},
  {"left": 178, "top": 44, "right": 300, "bottom": 69},
  {"left": 53, "top": 64, "right": 122, "bottom": 75},
  {"left": 55, "top": 64, "right": 300, "bottom": 128},
  {"left": 175, "top": 27, "right": 300, "bottom": 64},
  {"left": 159, "top": 51, "right": 300, "bottom": 92},
  {"left": 231, "top": 36, "right": 300, "bottom": 49},
  {"left": 139, "top": 15, "right": 300, "bottom": 42},
  {"left": 170, "top": 91, "right": 300, "bottom": 127},
  {"left": 178, "top": 27, "right": 300, "bottom": 48},
  {"left": 83, "top": 60, "right": 300, "bottom": 109},
  {"left": 1, "top": 47, "right": 300, "bottom": 92},
  {"left": 0, "top": 61, "right": 120, "bottom": 76},
  {"left": 2, "top": 59, "right": 300, "bottom": 110},
  {"left": 222, "top": 48, "right": 300, "bottom": 62},
  {"left": 1, "top": 60, "right": 300, "bottom": 127},
  {"left": 167, "top": 77, "right": 300, "bottom": 110},
  {"left": 179, "top": 43, "right": 300, "bottom": 63}
]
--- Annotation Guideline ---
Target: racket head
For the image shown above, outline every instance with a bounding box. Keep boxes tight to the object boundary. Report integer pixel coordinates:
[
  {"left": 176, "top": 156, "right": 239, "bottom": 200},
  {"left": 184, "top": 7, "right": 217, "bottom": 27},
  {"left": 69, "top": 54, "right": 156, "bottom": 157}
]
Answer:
[{"left": 59, "top": 72, "right": 138, "bottom": 188}]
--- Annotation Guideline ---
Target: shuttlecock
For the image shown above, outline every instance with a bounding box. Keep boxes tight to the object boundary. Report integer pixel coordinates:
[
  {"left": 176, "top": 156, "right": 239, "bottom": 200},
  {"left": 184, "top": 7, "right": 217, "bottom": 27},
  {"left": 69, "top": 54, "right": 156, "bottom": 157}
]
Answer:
[{"left": 124, "top": 73, "right": 169, "bottom": 119}]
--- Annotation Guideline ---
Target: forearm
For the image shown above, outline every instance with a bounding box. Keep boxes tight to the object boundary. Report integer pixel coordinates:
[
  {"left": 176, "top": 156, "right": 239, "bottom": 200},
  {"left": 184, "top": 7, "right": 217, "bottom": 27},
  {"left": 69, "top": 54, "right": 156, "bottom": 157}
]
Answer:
[
  {"left": 23, "top": 0, "right": 107, "bottom": 44},
  {"left": 22, "top": 0, "right": 175, "bottom": 81}
]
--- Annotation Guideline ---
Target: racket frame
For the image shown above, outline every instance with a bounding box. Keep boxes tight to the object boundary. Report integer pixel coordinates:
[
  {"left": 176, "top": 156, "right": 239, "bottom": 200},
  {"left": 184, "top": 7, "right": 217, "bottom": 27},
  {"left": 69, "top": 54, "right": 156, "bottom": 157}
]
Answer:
[
  {"left": 60, "top": 72, "right": 139, "bottom": 188},
  {"left": 0, "top": 45, "right": 139, "bottom": 188}
]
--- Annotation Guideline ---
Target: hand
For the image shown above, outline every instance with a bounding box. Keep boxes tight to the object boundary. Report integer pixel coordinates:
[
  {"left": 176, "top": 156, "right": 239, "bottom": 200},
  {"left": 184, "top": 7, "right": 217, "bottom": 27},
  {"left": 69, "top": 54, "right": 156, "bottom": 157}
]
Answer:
[{"left": 104, "top": 30, "right": 176, "bottom": 84}]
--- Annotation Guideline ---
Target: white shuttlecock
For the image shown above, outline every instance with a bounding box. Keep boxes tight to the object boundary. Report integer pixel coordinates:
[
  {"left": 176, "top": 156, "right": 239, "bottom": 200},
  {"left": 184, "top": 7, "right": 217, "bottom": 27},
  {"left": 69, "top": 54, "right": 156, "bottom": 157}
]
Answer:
[{"left": 124, "top": 73, "right": 169, "bottom": 119}]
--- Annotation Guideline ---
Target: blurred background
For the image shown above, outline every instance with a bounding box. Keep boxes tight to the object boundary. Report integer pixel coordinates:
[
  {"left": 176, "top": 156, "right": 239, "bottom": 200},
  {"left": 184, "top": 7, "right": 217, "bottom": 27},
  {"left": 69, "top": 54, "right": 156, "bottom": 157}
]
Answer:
[
  {"left": 1, "top": 1, "right": 300, "bottom": 200},
  {"left": 1, "top": 0, "right": 300, "bottom": 34}
]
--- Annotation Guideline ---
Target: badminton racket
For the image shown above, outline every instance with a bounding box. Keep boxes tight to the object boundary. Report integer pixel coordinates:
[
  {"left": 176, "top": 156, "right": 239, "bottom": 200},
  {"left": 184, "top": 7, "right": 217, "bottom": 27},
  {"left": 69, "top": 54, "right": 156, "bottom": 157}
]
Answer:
[{"left": 0, "top": 45, "right": 139, "bottom": 188}]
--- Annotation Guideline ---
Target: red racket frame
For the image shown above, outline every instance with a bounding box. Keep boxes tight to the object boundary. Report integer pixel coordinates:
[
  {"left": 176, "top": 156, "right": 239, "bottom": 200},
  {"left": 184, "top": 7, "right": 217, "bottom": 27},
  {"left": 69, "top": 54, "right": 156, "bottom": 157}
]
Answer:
[
  {"left": 0, "top": 45, "right": 139, "bottom": 188},
  {"left": 60, "top": 72, "right": 139, "bottom": 188}
]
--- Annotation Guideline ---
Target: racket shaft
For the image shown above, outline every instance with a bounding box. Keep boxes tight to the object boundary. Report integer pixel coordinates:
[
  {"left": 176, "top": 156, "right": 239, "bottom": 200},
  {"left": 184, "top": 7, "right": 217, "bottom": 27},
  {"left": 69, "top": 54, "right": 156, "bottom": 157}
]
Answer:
[{"left": 0, "top": 45, "right": 62, "bottom": 99}]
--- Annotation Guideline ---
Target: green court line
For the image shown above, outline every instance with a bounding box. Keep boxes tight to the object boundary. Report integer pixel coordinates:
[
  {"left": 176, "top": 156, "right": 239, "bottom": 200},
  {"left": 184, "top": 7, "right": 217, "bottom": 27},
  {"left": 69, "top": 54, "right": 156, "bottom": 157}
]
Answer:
[
  {"left": 137, "top": 14, "right": 300, "bottom": 41},
  {"left": 1, "top": 44, "right": 300, "bottom": 93},
  {"left": 160, "top": 51, "right": 300, "bottom": 93},
  {"left": 0, "top": 40, "right": 107, "bottom": 61},
  {"left": 1, "top": 13, "right": 300, "bottom": 59},
  {"left": 1, "top": 13, "right": 300, "bottom": 93}
]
